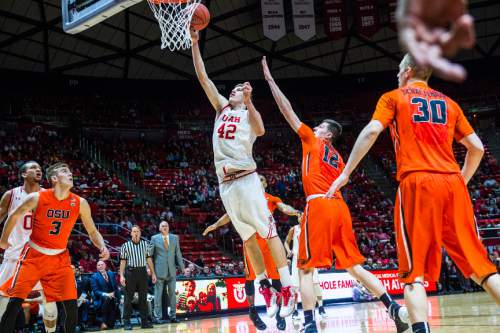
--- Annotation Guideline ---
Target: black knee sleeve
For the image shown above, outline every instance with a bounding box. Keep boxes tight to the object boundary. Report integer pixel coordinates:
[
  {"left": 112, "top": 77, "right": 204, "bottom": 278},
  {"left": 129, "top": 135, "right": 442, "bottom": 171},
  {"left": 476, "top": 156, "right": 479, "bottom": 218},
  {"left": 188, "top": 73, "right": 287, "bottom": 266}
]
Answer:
[
  {"left": 245, "top": 280, "right": 255, "bottom": 297},
  {"left": 271, "top": 279, "right": 282, "bottom": 292},
  {"left": 60, "top": 300, "right": 78, "bottom": 333},
  {"left": 0, "top": 297, "right": 23, "bottom": 333}
]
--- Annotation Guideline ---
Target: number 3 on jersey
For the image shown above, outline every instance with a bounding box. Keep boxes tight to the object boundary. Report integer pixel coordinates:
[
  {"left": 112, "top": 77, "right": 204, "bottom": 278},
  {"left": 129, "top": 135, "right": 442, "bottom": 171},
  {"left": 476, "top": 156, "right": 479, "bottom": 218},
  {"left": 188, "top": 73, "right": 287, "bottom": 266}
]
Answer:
[
  {"left": 217, "top": 123, "right": 237, "bottom": 140},
  {"left": 49, "top": 221, "right": 62, "bottom": 235}
]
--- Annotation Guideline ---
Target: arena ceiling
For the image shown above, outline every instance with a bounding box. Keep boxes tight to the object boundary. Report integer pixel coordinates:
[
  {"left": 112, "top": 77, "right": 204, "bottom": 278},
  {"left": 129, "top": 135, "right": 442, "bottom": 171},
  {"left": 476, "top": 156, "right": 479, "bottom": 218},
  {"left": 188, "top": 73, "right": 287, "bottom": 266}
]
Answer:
[{"left": 0, "top": 0, "right": 499, "bottom": 81}]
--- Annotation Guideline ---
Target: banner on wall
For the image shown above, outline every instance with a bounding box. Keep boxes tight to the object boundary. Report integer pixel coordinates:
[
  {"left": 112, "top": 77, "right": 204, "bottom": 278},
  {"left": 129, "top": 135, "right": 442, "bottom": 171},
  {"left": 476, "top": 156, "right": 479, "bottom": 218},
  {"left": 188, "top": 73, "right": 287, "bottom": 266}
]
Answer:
[
  {"left": 261, "top": 0, "right": 286, "bottom": 41},
  {"left": 292, "top": 0, "right": 316, "bottom": 41},
  {"left": 175, "top": 271, "right": 437, "bottom": 314},
  {"left": 354, "top": 0, "right": 380, "bottom": 37},
  {"left": 324, "top": 0, "right": 348, "bottom": 40}
]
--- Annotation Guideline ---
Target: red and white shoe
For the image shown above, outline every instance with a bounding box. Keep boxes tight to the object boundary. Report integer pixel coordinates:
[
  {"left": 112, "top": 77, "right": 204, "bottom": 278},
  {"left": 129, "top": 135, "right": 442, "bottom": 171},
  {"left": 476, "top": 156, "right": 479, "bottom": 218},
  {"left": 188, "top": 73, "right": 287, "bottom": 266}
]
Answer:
[
  {"left": 279, "top": 286, "right": 297, "bottom": 317},
  {"left": 259, "top": 286, "right": 278, "bottom": 317}
]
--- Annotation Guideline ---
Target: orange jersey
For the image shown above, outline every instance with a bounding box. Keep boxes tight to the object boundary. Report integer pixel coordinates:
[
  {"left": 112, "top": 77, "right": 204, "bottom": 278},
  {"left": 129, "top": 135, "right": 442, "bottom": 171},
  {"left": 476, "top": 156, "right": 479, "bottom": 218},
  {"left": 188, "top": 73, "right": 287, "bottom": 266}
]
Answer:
[
  {"left": 31, "top": 189, "right": 81, "bottom": 249},
  {"left": 264, "top": 193, "right": 282, "bottom": 214},
  {"left": 373, "top": 82, "right": 474, "bottom": 181},
  {"left": 298, "top": 123, "right": 345, "bottom": 197}
]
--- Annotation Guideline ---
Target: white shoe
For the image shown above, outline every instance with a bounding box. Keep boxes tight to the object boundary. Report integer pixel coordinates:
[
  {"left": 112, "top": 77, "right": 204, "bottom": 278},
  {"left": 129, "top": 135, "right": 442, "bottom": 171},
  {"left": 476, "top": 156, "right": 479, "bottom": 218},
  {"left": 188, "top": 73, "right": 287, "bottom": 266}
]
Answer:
[
  {"left": 279, "top": 286, "right": 297, "bottom": 318},
  {"left": 259, "top": 286, "right": 278, "bottom": 317}
]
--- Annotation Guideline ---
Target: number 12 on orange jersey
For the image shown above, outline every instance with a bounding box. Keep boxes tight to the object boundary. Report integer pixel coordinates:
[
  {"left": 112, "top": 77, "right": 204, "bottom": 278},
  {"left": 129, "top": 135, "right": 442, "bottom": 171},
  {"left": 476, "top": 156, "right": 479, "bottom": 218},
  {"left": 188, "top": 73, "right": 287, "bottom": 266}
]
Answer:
[{"left": 217, "top": 123, "right": 237, "bottom": 140}]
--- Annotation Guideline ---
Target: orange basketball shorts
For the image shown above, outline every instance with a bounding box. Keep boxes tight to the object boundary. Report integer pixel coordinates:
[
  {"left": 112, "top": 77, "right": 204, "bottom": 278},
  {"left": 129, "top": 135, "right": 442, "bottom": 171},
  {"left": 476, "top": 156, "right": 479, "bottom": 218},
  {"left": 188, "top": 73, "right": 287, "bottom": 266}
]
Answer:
[
  {"left": 395, "top": 172, "right": 497, "bottom": 283},
  {"left": 0, "top": 245, "right": 77, "bottom": 302},
  {"left": 244, "top": 235, "right": 279, "bottom": 281},
  {"left": 298, "top": 197, "right": 365, "bottom": 270}
]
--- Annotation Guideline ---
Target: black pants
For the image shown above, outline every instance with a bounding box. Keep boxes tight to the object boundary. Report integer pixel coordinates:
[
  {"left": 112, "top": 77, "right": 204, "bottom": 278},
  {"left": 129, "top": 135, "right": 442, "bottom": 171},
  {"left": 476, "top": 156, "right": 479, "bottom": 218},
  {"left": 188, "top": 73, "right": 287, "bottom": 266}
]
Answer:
[
  {"left": 123, "top": 267, "right": 149, "bottom": 323},
  {"left": 100, "top": 297, "right": 118, "bottom": 328}
]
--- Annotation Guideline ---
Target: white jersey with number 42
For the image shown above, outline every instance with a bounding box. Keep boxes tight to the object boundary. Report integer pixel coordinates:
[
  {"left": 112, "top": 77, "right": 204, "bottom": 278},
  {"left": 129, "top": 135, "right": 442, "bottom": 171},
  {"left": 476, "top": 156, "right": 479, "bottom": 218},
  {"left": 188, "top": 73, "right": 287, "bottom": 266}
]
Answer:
[
  {"left": 4, "top": 186, "right": 35, "bottom": 261},
  {"left": 213, "top": 105, "right": 257, "bottom": 181}
]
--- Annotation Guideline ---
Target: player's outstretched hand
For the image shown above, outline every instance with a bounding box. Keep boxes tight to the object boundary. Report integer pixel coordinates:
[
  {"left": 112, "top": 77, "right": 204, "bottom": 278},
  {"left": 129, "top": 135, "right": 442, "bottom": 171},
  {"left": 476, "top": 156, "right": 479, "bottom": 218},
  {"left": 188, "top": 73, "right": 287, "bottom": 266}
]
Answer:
[
  {"left": 397, "top": 0, "right": 475, "bottom": 82},
  {"left": 242, "top": 82, "right": 253, "bottom": 104},
  {"left": 261, "top": 56, "right": 274, "bottom": 82},
  {"left": 325, "top": 173, "right": 349, "bottom": 198},
  {"left": 190, "top": 28, "right": 199, "bottom": 44},
  {"left": 99, "top": 246, "right": 110, "bottom": 261},
  {"left": 152, "top": 274, "right": 157, "bottom": 284},
  {"left": 120, "top": 275, "right": 126, "bottom": 287}
]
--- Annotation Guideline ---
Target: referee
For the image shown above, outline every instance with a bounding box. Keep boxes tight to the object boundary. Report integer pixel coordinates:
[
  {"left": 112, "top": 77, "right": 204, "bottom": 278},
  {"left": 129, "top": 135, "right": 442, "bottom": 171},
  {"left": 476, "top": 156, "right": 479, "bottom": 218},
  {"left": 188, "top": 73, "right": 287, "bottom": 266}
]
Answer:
[{"left": 119, "top": 225, "right": 157, "bottom": 330}]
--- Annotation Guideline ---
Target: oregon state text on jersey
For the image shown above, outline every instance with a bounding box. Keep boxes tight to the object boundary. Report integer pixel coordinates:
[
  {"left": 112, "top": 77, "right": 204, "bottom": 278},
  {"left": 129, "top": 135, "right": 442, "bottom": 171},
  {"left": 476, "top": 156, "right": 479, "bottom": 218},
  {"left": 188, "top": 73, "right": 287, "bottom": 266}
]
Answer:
[
  {"left": 213, "top": 105, "right": 257, "bottom": 182},
  {"left": 31, "top": 189, "right": 80, "bottom": 250},
  {"left": 372, "top": 81, "right": 474, "bottom": 181}
]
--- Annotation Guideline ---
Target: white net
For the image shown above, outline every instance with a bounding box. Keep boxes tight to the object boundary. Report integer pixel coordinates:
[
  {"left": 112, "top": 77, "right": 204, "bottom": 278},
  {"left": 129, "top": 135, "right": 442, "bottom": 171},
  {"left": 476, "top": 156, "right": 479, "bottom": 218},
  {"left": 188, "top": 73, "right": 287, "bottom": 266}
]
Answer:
[{"left": 147, "top": 0, "right": 201, "bottom": 51}]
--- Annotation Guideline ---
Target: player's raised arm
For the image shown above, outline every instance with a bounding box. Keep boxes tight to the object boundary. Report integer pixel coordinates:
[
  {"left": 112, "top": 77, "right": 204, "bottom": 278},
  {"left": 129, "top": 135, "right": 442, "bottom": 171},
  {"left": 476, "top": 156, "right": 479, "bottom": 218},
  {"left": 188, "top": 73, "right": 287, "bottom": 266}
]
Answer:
[
  {"left": 459, "top": 133, "right": 484, "bottom": 184},
  {"left": 243, "top": 82, "right": 265, "bottom": 137},
  {"left": 0, "top": 192, "right": 39, "bottom": 249},
  {"left": 0, "top": 190, "right": 13, "bottom": 224},
  {"left": 326, "top": 120, "right": 385, "bottom": 197},
  {"left": 190, "top": 29, "right": 228, "bottom": 114},
  {"left": 79, "top": 197, "right": 109, "bottom": 260},
  {"left": 262, "top": 56, "right": 301, "bottom": 132},
  {"left": 202, "top": 213, "right": 231, "bottom": 236}
]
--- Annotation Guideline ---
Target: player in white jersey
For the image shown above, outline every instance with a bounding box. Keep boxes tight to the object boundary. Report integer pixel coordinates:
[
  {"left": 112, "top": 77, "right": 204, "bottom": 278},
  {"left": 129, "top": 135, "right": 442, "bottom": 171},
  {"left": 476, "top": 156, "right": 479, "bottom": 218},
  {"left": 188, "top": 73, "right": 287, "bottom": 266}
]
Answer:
[
  {"left": 190, "top": 29, "right": 296, "bottom": 318},
  {"left": 285, "top": 224, "right": 327, "bottom": 327},
  {"left": 0, "top": 161, "right": 57, "bottom": 332}
]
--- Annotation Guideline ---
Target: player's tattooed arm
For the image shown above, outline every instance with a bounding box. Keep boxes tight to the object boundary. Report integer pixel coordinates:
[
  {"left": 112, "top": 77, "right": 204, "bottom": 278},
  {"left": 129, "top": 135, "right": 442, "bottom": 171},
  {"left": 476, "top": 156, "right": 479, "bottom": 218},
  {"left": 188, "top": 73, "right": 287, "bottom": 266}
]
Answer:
[
  {"left": 261, "top": 56, "right": 301, "bottom": 132},
  {"left": 0, "top": 192, "right": 39, "bottom": 249},
  {"left": 326, "top": 120, "right": 384, "bottom": 198},
  {"left": 0, "top": 190, "right": 12, "bottom": 224},
  {"left": 284, "top": 228, "right": 294, "bottom": 258},
  {"left": 79, "top": 197, "right": 110, "bottom": 260},
  {"left": 276, "top": 202, "right": 301, "bottom": 217},
  {"left": 459, "top": 133, "right": 484, "bottom": 185},
  {"left": 190, "top": 29, "right": 228, "bottom": 114},
  {"left": 202, "top": 213, "right": 231, "bottom": 236}
]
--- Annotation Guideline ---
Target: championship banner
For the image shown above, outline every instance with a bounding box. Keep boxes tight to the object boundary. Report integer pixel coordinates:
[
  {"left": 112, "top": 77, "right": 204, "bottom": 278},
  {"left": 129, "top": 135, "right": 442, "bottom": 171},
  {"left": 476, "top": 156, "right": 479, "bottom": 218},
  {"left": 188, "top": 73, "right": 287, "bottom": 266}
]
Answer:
[
  {"left": 323, "top": 0, "right": 347, "bottom": 40},
  {"left": 387, "top": 0, "right": 398, "bottom": 31},
  {"left": 292, "top": 0, "right": 316, "bottom": 41},
  {"left": 261, "top": 0, "right": 286, "bottom": 41},
  {"left": 354, "top": 0, "right": 380, "bottom": 37}
]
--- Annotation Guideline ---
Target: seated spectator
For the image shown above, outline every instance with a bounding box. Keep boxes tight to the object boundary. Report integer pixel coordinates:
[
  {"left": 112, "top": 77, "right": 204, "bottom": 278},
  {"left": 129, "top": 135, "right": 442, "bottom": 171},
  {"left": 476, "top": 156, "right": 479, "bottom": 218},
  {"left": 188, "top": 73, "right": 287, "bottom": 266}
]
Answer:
[
  {"left": 74, "top": 265, "right": 91, "bottom": 331},
  {"left": 200, "top": 266, "right": 214, "bottom": 278},
  {"left": 91, "top": 260, "right": 120, "bottom": 330}
]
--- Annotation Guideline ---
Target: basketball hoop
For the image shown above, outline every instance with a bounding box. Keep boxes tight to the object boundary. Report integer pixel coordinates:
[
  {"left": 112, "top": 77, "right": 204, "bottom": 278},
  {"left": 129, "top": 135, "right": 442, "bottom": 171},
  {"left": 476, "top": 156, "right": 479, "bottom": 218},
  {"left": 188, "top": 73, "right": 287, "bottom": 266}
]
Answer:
[{"left": 147, "top": 0, "right": 201, "bottom": 51}]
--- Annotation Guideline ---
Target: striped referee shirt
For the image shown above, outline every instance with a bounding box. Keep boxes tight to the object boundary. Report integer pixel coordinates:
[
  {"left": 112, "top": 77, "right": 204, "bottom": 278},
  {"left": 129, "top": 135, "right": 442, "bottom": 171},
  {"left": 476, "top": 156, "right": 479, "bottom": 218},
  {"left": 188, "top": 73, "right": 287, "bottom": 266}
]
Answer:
[{"left": 120, "top": 239, "right": 153, "bottom": 268}]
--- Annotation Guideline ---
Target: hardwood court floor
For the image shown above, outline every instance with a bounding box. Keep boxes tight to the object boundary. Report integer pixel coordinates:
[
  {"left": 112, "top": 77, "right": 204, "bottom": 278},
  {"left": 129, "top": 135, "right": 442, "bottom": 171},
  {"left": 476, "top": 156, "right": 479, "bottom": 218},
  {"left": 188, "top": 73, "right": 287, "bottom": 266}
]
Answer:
[{"left": 112, "top": 293, "right": 499, "bottom": 332}]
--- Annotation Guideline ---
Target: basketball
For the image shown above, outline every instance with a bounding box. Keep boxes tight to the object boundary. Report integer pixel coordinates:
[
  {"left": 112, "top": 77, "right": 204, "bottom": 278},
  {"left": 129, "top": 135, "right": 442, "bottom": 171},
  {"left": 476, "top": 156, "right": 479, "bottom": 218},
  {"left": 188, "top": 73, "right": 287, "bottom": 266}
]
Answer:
[{"left": 191, "top": 4, "right": 210, "bottom": 31}]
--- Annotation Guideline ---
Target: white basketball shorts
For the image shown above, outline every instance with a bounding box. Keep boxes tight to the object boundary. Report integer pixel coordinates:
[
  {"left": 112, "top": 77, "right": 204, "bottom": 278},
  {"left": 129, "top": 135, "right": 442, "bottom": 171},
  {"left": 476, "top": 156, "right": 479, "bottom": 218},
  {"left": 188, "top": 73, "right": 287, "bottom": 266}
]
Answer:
[
  {"left": 219, "top": 172, "right": 277, "bottom": 242},
  {"left": 291, "top": 254, "right": 319, "bottom": 288}
]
